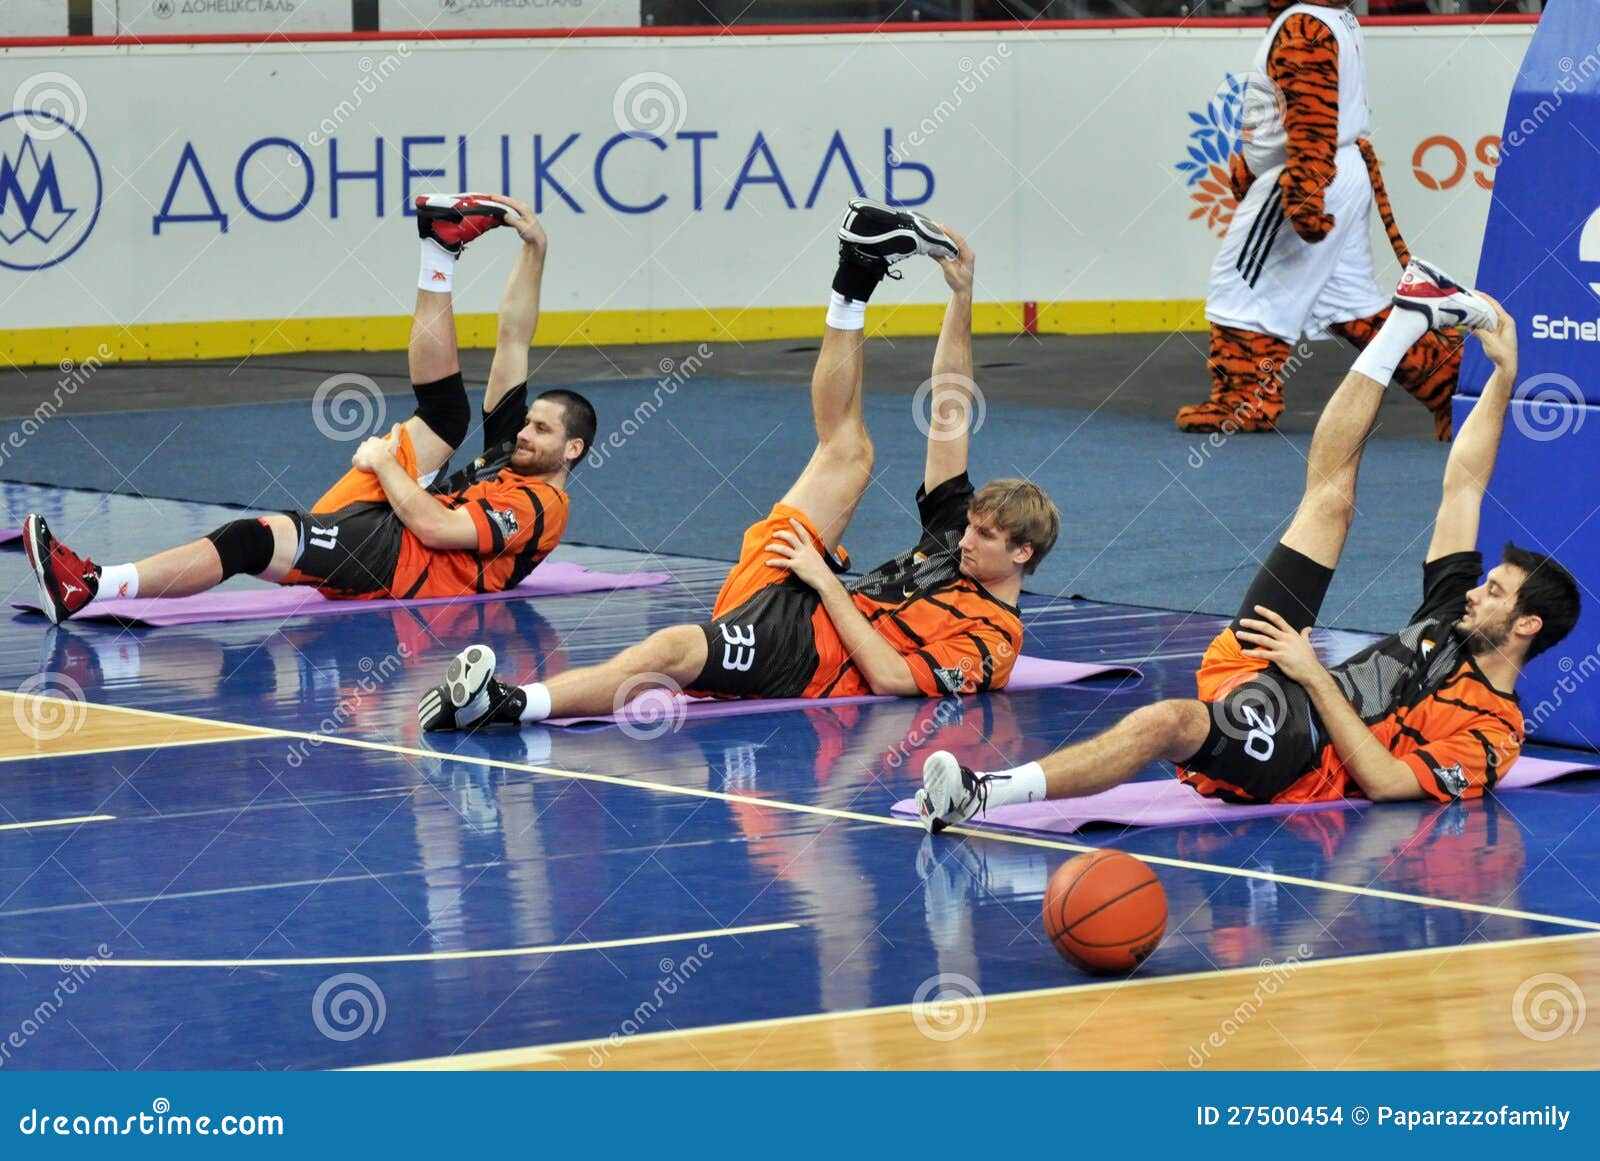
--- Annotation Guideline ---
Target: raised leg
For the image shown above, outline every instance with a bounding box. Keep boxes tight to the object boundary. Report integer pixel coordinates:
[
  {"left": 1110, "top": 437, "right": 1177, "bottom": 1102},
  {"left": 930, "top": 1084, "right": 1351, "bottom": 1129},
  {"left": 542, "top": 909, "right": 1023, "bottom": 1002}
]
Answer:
[
  {"left": 1278, "top": 364, "right": 1388, "bottom": 570},
  {"left": 777, "top": 325, "right": 874, "bottom": 552},
  {"left": 404, "top": 287, "right": 463, "bottom": 478}
]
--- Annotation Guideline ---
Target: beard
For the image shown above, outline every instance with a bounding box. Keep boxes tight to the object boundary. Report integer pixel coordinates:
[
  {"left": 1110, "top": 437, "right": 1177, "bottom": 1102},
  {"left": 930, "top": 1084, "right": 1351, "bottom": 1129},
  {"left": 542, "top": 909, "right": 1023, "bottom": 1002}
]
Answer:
[
  {"left": 508, "top": 445, "right": 565, "bottom": 476},
  {"left": 1461, "top": 610, "right": 1516, "bottom": 656}
]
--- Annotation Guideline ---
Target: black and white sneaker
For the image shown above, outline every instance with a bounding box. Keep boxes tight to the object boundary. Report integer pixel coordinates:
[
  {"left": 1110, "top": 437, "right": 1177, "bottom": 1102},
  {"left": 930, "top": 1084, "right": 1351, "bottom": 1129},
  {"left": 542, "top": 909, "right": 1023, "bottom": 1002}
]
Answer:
[
  {"left": 838, "top": 198, "right": 957, "bottom": 271},
  {"left": 418, "top": 644, "right": 516, "bottom": 732},
  {"left": 916, "top": 749, "right": 1003, "bottom": 834},
  {"left": 415, "top": 193, "right": 519, "bottom": 256}
]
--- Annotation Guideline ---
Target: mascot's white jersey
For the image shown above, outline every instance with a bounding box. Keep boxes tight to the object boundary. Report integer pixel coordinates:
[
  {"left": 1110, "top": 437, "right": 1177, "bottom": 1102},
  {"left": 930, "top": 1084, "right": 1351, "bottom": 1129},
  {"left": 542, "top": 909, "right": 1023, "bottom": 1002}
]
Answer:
[{"left": 1242, "top": 2, "right": 1371, "bottom": 175}]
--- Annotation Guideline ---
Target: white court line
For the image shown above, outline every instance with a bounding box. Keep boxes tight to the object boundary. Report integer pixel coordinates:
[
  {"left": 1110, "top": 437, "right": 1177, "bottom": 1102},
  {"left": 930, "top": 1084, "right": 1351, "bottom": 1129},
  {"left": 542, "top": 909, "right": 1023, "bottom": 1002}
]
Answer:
[
  {"left": 16, "top": 693, "right": 1600, "bottom": 933},
  {"left": 359, "top": 928, "right": 1600, "bottom": 1070},
  {"left": 0, "top": 922, "right": 800, "bottom": 969},
  {"left": 0, "top": 814, "right": 115, "bottom": 833}
]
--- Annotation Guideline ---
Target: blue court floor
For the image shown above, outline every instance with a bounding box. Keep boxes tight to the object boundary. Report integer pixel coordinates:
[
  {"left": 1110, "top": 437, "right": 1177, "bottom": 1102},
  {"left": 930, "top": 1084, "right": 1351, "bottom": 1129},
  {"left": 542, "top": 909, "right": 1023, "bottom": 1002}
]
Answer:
[{"left": 1, "top": 482, "right": 1598, "bottom": 1069}]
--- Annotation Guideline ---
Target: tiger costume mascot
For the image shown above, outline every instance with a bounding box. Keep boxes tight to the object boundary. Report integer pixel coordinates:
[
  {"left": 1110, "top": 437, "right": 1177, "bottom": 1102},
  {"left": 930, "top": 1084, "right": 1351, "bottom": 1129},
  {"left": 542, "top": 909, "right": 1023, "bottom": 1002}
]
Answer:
[{"left": 1177, "top": 0, "right": 1461, "bottom": 440}]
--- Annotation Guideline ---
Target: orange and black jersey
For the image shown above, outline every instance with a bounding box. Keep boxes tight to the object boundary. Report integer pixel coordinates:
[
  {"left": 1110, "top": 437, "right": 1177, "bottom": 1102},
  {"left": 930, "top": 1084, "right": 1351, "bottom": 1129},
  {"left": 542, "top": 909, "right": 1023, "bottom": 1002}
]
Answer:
[
  {"left": 840, "top": 472, "right": 1023, "bottom": 697},
  {"left": 391, "top": 383, "right": 568, "bottom": 599},
  {"left": 1319, "top": 551, "right": 1523, "bottom": 801}
]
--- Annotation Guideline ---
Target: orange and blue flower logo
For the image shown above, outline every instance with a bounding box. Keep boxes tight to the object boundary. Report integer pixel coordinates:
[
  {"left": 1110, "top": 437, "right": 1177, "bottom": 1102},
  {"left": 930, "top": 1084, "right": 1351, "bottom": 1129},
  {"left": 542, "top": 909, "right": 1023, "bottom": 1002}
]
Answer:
[{"left": 1177, "top": 74, "right": 1248, "bottom": 237}]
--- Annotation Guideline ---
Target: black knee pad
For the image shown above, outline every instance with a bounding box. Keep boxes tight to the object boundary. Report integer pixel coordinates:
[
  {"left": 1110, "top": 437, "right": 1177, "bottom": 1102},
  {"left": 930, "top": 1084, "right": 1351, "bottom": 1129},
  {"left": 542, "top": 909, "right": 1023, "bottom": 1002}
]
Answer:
[
  {"left": 206, "top": 518, "right": 277, "bottom": 579},
  {"left": 412, "top": 371, "right": 470, "bottom": 449}
]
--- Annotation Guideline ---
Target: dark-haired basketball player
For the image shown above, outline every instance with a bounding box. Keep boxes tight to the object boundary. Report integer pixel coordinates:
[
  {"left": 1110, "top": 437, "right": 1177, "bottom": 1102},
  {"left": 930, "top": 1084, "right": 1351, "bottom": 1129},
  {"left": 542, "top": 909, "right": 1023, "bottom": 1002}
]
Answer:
[
  {"left": 419, "top": 201, "right": 1061, "bottom": 733},
  {"left": 25, "top": 194, "right": 595, "bottom": 622},
  {"left": 921, "top": 264, "right": 1581, "bottom": 830}
]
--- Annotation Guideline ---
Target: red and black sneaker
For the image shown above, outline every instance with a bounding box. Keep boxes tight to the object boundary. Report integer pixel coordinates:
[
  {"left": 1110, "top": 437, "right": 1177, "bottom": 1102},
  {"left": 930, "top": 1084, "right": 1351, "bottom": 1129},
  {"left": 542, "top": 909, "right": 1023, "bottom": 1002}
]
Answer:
[
  {"left": 414, "top": 193, "right": 518, "bottom": 256},
  {"left": 1392, "top": 259, "right": 1497, "bottom": 332},
  {"left": 22, "top": 514, "right": 99, "bottom": 624}
]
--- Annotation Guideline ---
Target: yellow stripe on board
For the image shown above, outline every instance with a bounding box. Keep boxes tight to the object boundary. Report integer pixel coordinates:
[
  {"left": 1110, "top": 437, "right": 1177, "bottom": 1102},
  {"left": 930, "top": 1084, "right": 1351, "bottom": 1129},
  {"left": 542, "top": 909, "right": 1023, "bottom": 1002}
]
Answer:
[
  {"left": 1, "top": 300, "right": 1207, "bottom": 367},
  {"left": 0, "top": 922, "right": 799, "bottom": 970},
  {"left": 0, "top": 814, "right": 115, "bottom": 833}
]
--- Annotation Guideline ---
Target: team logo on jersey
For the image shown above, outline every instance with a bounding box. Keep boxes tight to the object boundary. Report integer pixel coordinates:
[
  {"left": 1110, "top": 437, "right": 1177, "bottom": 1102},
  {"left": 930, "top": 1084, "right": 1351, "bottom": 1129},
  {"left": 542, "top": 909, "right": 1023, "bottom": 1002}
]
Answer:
[
  {"left": 1420, "top": 638, "right": 1436, "bottom": 659},
  {"left": 1433, "top": 762, "right": 1469, "bottom": 800},
  {"left": 0, "top": 112, "right": 103, "bottom": 272},
  {"left": 487, "top": 508, "right": 520, "bottom": 541},
  {"left": 1175, "top": 74, "right": 1248, "bottom": 238}
]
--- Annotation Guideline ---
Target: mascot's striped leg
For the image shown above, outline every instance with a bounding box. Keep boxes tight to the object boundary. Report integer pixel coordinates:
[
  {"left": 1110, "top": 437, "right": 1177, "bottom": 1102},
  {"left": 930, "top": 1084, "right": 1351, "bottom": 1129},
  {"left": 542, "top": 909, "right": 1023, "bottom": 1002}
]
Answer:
[
  {"left": 1175, "top": 323, "right": 1291, "bottom": 433},
  {"left": 1330, "top": 309, "right": 1461, "bottom": 441}
]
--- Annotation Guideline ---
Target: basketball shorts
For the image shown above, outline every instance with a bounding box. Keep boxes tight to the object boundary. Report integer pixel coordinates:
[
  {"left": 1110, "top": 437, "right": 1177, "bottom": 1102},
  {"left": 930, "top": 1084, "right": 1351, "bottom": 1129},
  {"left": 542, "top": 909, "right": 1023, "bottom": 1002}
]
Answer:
[
  {"left": 1205, "top": 148, "right": 1390, "bottom": 344},
  {"left": 279, "top": 502, "right": 403, "bottom": 598},
  {"left": 1177, "top": 542, "right": 1334, "bottom": 802},
  {"left": 689, "top": 503, "right": 838, "bottom": 699}
]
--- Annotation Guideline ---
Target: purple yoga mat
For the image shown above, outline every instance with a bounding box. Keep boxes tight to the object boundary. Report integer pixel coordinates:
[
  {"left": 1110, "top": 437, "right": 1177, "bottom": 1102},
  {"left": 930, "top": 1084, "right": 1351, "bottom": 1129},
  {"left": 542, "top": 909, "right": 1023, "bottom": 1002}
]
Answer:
[
  {"left": 546, "top": 655, "right": 1141, "bottom": 729},
  {"left": 0, "top": 527, "right": 20, "bottom": 547},
  {"left": 11, "top": 561, "right": 670, "bottom": 627},
  {"left": 888, "top": 754, "right": 1600, "bottom": 834}
]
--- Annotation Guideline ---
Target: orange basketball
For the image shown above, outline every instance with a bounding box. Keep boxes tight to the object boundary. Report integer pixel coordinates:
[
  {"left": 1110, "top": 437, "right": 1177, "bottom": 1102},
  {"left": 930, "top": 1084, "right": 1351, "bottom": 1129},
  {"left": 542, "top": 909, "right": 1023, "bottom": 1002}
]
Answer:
[{"left": 1042, "top": 850, "right": 1167, "bottom": 974}]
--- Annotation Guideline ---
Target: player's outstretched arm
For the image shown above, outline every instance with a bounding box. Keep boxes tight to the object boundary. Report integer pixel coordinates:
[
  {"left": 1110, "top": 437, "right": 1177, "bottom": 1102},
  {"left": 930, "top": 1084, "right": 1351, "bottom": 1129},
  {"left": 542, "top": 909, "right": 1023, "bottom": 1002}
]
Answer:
[
  {"left": 485, "top": 197, "right": 549, "bottom": 414},
  {"left": 1427, "top": 300, "right": 1517, "bottom": 563},
  {"left": 923, "top": 228, "right": 977, "bottom": 494}
]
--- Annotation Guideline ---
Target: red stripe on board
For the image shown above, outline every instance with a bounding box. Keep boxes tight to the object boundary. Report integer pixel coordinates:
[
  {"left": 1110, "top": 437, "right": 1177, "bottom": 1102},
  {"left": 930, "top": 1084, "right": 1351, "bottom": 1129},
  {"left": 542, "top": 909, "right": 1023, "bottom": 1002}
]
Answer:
[{"left": 0, "top": 14, "right": 1539, "bottom": 50}]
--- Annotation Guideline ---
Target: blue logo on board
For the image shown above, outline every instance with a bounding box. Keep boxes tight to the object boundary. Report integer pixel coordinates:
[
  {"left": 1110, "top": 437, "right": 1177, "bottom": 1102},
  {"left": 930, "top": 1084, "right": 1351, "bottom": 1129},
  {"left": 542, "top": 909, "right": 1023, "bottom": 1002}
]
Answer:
[{"left": 0, "top": 110, "right": 103, "bottom": 272}]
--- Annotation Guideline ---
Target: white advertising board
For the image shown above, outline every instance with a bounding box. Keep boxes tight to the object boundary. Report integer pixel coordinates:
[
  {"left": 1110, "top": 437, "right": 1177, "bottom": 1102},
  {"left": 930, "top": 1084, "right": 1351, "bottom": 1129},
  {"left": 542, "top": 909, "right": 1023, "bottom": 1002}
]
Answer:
[
  {"left": 0, "top": 24, "right": 1531, "bottom": 346},
  {"left": 1, "top": 0, "right": 69, "bottom": 37}
]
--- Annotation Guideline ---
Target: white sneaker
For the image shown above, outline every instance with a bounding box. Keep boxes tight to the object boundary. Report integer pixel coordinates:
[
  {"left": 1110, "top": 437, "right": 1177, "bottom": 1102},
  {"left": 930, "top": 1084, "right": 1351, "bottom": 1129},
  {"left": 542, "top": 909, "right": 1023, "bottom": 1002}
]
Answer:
[
  {"left": 1392, "top": 259, "right": 1497, "bottom": 331},
  {"left": 916, "top": 749, "right": 1000, "bottom": 834}
]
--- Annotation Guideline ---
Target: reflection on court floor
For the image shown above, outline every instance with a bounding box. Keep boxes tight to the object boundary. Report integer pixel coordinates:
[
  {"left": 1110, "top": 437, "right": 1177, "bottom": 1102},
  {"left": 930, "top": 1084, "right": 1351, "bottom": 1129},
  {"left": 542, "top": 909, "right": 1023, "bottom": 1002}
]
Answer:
[{"left": 2, "top": 483, "right": 1597, "bottom": 1070}]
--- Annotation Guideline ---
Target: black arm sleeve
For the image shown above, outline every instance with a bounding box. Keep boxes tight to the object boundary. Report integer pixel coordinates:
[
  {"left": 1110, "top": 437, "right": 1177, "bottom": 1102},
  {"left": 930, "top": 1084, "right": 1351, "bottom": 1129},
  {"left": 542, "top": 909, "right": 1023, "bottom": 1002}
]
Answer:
[
  {"left": 481, "top": 382, "right": 529, "bottom": 455},
  {"left": 1410, "top": 550, "right": 1483, "bottom": 626},
  {"left": 916, "top": 472, "right": 975, "bottom": 541}
]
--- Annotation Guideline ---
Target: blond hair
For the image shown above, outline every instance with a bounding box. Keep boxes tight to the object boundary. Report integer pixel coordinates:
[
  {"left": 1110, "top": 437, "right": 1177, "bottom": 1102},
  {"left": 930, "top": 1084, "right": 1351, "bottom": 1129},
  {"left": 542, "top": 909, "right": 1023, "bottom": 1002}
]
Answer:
[{"left": 970, "top": 479, "right": 1060, "bottom": 575}]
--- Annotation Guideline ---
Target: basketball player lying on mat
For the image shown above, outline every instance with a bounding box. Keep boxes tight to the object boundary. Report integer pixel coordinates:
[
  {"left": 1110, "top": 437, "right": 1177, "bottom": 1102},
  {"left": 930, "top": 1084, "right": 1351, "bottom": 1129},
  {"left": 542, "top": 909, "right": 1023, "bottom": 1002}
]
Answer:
[
  {"left": 919, "top": 262, "right": 1581, "bottom": 831},
  {"left": 418, "top": 200, "right": 1060, "bottom": 733},
  {"left": 24, "top": 194, "right": 596, "bottom": 624}
]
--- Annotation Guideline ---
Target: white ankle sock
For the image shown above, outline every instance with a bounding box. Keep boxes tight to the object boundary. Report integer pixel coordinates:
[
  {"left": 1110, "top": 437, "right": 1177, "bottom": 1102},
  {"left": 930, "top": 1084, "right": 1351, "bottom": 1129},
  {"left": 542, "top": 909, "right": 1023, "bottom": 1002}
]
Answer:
[
  {"left": 983, "top": 761, "right": 1047, "bottom": 808},
  {"left": 98, "top": 562, "right": 139, "bottom": 601},
  {"left": 1350, "top": 308, "right": 1428, "bottom": 388},
  {"left": 419, "top": 239, "right": 455, "bottom": 293},
  {"left": 825, "top": 291, "right": 867, "bottom": 331},
  {"left": 518, "top": 682, "right": 552, "bottom": 724}
]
